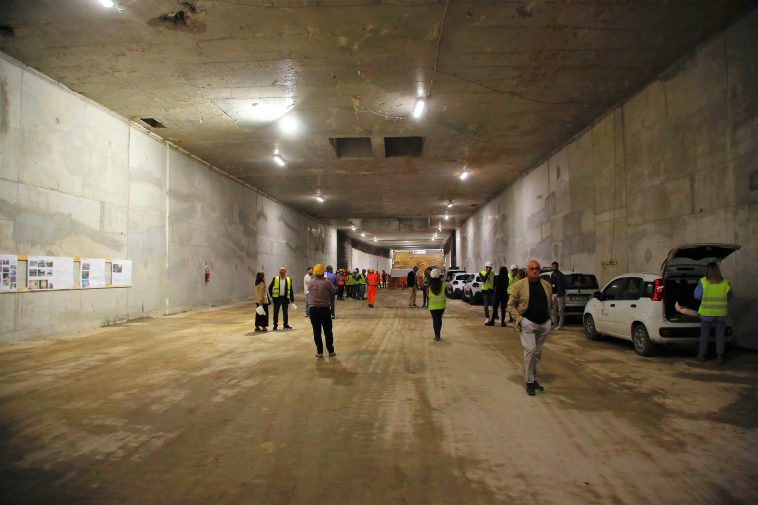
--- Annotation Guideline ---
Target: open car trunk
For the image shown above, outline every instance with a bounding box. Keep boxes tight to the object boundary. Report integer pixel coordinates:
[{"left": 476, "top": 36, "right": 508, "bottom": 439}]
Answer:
[
  {"left": 664, "top": 277, "right": 700, "bottom": 322},
  {"left": 661, "top": 243, "right": 740, "bottom": 322}
]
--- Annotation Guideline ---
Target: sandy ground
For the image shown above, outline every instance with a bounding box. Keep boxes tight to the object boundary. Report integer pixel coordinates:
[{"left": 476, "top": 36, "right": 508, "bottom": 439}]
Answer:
[{"left": 1, "top": 288, "right": 757, "bottom": 505}]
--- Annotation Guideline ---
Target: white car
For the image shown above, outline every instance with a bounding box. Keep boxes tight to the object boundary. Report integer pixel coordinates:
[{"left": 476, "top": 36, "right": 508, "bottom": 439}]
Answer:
[
  {"left": 446, "top": 273, "right": 473, "bottom": 299},
  {"left": 463, "top": 277, "right": 483, "bottom": 304},
  {"left": 583, "top": 243, "right": 740, "bottom": 356}
]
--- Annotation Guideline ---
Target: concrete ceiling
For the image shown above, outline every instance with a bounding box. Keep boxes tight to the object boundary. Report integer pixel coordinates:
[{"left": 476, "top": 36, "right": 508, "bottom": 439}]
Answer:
[{"left": 0, "top": 0, "right": 753, "bottom": 250}]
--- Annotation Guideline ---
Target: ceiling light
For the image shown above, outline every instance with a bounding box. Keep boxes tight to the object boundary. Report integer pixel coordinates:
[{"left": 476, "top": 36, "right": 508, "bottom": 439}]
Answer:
[
  {"left": 279, "top": 115, "right": 299, "bottom": 135},
  {"left": 447, "top": 200, "right": 453, "bottom": 208},
  {"left": 361, "top": 232, "right": 366, "bottom": 237},
  {"left": 316, "top": 196, "right": 325, "bottom": 203},
  {"left": 373, "top": 237, "right": 377, "bottom": 242},
  {"left": 273, "top": 154, "right": 286, "bottom": 167},
  {"left": 444, "top": 214, "right": 449, "bottom": 220},
  {"left": 412, "top": 99, "right": 426, "bottom": 119},
  {"left": 351, "top": 225, "right": 357, "bottom": 231},
  {"left": 459, "top": 171, "right": 468, "bottom": 180},
  {"left": 97, "top": 0, "right": 115, "bottom": 7}
]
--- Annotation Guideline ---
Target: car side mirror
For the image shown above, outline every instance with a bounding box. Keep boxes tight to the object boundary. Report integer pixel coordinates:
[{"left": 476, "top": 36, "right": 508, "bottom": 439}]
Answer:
[{"left": 593, "top": 291, "right": 602, "bottom": 300}]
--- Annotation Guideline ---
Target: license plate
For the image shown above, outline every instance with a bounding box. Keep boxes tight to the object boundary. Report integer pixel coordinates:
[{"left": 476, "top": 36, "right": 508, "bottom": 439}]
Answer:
[{"left": 570, "top": 295, "right": 589, "bottom": 301}]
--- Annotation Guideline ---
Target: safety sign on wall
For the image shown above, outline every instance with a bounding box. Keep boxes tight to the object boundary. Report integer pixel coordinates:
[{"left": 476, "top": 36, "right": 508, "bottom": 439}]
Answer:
[
  {"left": 28, "top": 256, "right": 75, "bottom": 290},
  {"left": 111, "top": 259, "right": 133, "bottom": 286},
  {"left": 0, "top": 254, "right": 18, "bottom": 292}
]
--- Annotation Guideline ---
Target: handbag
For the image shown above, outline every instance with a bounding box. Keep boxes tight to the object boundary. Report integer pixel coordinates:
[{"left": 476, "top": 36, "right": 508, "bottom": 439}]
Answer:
[{"left": 256, "top": 305, "right": 266, "bottom": 316}]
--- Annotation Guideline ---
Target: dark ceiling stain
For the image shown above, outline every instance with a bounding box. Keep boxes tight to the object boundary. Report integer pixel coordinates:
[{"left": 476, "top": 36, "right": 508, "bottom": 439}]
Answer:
[{"left": 147, "top": 2, "right": 206, "bottom": 34}]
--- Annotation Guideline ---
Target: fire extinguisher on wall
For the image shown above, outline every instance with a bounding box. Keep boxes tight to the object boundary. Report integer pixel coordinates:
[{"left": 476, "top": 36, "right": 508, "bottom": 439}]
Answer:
[{"left": 204, "top": 262, "right": 210, "bottom": 283}]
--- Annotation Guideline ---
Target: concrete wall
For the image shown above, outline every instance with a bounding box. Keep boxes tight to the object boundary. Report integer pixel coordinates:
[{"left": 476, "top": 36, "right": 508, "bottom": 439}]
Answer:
[
  {"left": 0, "top": 53, "right": 336, "bottom": 343},
  {"left": 458, "top": 10, "right": 758, "bottom": 348},
  {"left": 350, "top": 247, "right": 392, "bottom": 275}
]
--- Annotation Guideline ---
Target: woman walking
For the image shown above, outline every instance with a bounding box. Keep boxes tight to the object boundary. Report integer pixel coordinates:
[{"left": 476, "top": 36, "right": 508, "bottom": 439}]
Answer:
[
  {"left": 254, "top": 272, "right": 270, "bottom": 332},
  {"left": 695, "top": 262, "right": 732, "bottom": 364},
  {"left": 428, "top": 269, "right": 446, "bottom": 341}
]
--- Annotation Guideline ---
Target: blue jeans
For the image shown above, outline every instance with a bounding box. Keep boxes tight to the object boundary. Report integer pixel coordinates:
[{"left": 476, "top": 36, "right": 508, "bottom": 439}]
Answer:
[{"left": 699, "top": 317, "right": 727, "bottom": 356}]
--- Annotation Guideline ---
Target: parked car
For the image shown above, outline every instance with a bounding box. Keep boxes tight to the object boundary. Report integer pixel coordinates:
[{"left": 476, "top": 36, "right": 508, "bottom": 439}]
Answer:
[
  {"left": 463, "top": 277, "right": 483, "bottom": 304},
  {"left": 583, "top": 243, "right": 740, "bottom": 356},
  {"left": 541, "top": 272, "right": 599, "bottom": 317},
  {"left": 446, "top": 273, "right": 473, "bottom": 298},
  {"left": 445, "top": 267, "right": 466, "bottom": 282}
]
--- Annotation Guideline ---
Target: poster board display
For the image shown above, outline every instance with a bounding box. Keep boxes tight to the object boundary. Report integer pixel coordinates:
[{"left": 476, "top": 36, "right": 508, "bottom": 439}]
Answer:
[
  {"left": 111, "top": 259, "right": 133, "bottom": 286},
  {"left": 1, "top": 254, "right": 19, "bottom": 292},
  {"left": 392, "top": 249, "right": 445, "bottom": 271},
  {"left": 28, "top": 256, "right": 74, "bottom": 290},
  {"left": 80, "top": 258, "right": 106, "bottom": 288}
]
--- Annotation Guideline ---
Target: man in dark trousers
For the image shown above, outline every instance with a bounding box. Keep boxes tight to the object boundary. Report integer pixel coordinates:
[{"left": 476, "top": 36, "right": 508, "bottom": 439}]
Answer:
[
  {"left": 507, "top": 260, "right": 553, "bottom": 396},
  {"left": 308, "top": 264, "right": 337, "bottom": 358},
  {"left": 550, "top": 261, "right": 567, "bottom": 330},
  {"left": 407, "top": 265, "right": 418, "bottom": 307},
  {"left": 268, "top": 266, "right": 294, "bottom": 330}
]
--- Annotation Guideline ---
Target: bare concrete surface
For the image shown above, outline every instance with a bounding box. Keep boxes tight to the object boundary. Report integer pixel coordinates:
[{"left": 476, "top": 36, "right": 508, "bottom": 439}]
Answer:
[{"left": 1, "top": 289, "right": 757, "bottom": 505}]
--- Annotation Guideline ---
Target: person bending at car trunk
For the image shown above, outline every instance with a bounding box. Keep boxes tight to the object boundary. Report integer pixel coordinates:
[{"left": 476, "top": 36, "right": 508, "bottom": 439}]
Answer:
[{"left": 507, "top": 259, "right": 554, "bottom": 396}]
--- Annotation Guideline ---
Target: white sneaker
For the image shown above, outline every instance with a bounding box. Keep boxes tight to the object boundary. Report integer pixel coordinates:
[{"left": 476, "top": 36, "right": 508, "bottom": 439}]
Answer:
[{"left": 484, "top": 318, "right": 489, "bottom": 324}]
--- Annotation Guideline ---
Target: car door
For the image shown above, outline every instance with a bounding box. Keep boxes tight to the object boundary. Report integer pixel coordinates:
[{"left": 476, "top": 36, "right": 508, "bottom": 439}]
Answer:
[
  {"left": 612, "top": 277, "right": 644, "bottom": 338},
  {"left": 596, "top": 277, "right": 629, "bottom": 336}
]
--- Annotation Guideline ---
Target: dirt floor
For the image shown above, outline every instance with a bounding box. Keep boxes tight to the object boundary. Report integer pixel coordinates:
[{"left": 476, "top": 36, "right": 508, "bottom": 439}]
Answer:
[{"left": 1, "top": 288, "right": 757, "bottom": 505}]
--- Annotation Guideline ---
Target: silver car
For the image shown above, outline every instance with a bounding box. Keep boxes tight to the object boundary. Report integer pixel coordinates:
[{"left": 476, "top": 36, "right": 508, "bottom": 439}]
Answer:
[{"left": 541, "top": 272, "right": 599, "bottom": 317}]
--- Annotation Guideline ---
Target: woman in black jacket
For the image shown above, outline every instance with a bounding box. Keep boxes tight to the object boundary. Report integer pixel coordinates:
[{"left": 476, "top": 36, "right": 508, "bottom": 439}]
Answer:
[{"left": 485, "top": 266, "right": 509, "bottom": 327}]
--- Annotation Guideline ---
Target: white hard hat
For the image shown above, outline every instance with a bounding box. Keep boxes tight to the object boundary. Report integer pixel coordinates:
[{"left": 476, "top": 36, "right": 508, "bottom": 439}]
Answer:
[
  {"left": 485, "top": 261, "right": 493, "bottom": 268},
  {"left": 430, "top": 268, "right": 441, "bottom": 279},
  {"left": 510, "top": 264, "right": 518, "bottom": 270}
]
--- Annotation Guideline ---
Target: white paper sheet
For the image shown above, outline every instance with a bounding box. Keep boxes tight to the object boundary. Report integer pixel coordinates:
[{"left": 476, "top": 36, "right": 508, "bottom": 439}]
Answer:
[
  {"left": 28, "top": 256, "right": 74, "bottom": 290},
  {"left": 80, "top": 258, "right": 106, "bottom": 288},
  {"left": 111, "top": 259, "right": 133, "bottom": 286},
  {"left": 0, "top": 254, "right": 19, "bottom": 292}
]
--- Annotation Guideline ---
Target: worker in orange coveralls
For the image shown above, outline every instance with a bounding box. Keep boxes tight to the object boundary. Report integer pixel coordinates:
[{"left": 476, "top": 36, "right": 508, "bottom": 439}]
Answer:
[{"left": 366, "top": 268, "right": 380, "bottom": 308}]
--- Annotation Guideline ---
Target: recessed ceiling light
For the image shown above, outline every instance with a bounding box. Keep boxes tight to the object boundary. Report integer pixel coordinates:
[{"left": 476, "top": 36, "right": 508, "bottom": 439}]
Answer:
[
  {"left": 373, "top": 237, "right": 377, "bottom": 242},
  {"left": 361, "top": 232, "right": 366, "bottom": 237},
  {"left": 459, "top": 171, "right": 468, "bottom": 180},
  {"left": 412, "top": 99, "right": 426, "bottom": 119},
  {"left": 351, "top": 225, "right": 357, "bottom": 231},
  {"left": 279, "top": 115, "right": 299, "bottom": 135},
  {"left": 273, "top": 154, "right": 286, "bottom": 167},
  {"left": 444, "top": 214, "right": 449, "bottom": 220},
  {"left": 97, "top": 0, "right": 115, "bottom": 7},
  {"left": 447, "top": 200, "right": 453, "bottom": 208},
  {"left": 316, "top": 196, "right": 325, "bottom": 203}
]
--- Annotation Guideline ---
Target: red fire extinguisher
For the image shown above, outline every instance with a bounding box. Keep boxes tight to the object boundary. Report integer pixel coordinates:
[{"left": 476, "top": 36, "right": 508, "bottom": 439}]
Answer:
[{"left": 204, "top": 262, "right": 210, "bottom": 283}]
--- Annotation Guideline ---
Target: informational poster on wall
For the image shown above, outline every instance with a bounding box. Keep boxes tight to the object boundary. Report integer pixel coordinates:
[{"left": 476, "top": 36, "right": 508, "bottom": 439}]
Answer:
[
  {"left": 0, "top": 254, "right": 19, "bottom": 292},
  {"left": 80, "top": 258, "right": 106, "bottom": 288},
  {"left": 28, "top": 256, "right": 75, "bottom": 290},
  {"left": 111, "top": 259, "right": 133, "bottom": 286}
]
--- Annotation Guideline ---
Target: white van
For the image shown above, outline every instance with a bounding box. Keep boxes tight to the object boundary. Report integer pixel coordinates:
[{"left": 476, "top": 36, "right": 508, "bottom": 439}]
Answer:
[{"left": 583, "top": 244, "right": 740, "bottom": 356}]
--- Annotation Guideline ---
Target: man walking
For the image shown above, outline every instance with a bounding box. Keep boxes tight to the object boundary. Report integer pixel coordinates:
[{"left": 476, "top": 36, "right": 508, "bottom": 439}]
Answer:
[
  {"left": 407, "top": 265, "right": 419, "bottom": 307},
  {"left": 366, "top": 268, "right": 380, "bottom": 307},
  {"left": 550, "top": 261, "right": 567, "bottom": 330},
  {"left": 507, "top": 260, "right": 553, "bottom": 396},
  {"left": 268, "top": 266, "right": 295, "bottom": 330},
  {"left": 479, "top": 261, "right": 495, "bottom": 324},
  {"left": 421, "top": 267, "right": 431, "bottom": 308}
]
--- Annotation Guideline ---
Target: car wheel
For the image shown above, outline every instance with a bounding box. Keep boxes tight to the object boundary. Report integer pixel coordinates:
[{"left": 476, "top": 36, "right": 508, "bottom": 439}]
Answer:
[
  {"left": 584, "top": 314, "right": 600, "bottom": 340},
  {"left": 632, "top": 324, "right": 656, "bottom": 357}
]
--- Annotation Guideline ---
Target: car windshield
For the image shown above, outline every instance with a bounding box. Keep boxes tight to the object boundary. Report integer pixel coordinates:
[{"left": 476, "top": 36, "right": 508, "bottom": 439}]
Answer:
[{"left": 565, "top": 274, "right": 599, "bottom": 289}]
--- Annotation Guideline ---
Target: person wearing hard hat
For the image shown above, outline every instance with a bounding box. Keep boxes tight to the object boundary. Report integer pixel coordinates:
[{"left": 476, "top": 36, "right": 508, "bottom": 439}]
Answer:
[
  {"left": 428, "top": 268, "right": 446, "bottom": 341},
  {"left": 308, "top": 264, "right": 337, "bottom": 358},
  {"left": 479, "top": 261, "right": 495, "bottom": 324},
  {"left": 366, "top": 268, "right": 380, "bottom": 308}
]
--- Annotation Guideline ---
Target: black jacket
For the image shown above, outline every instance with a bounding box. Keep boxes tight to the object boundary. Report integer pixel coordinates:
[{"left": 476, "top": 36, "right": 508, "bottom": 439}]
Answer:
[{"left": 407, "top": 271, "right": 416, "bottom": 287}]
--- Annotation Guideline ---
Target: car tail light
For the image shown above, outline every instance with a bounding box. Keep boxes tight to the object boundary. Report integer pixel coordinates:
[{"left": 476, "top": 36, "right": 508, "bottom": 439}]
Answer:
[{"left": 651, "top": 278, "right": 664, "bottom": 301}]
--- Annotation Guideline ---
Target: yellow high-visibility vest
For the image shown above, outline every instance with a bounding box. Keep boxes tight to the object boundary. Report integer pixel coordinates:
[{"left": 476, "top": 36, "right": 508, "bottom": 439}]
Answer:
[
  {"left": 273, "top": 276, "right": 292, "bottom": 298},
  {"left": 698, "top": 278, "right": 729, "bottom": 317},
  {"left": 428, "top": 283, "right": 447, "bottom": 310},
  {"left": 480, "top": 270, "right": 494, "bottom": 291}
]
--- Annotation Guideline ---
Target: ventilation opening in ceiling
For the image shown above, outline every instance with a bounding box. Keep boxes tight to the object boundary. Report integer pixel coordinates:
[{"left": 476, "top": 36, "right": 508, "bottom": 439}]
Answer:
[
  {"left": 329, "top": 137, "right": 373, "bottom": 158},
  {"left": 140, "top": 117, "right": 166, "bottom": 128},
  {"left": 384, "top": 137, "right": 424, "bottom": 157}
]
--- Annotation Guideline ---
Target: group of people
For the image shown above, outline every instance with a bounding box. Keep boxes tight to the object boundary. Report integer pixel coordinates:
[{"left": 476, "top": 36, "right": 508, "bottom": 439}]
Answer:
[{"left": 334, "top": 268, "right": 387, "bottom": 305}]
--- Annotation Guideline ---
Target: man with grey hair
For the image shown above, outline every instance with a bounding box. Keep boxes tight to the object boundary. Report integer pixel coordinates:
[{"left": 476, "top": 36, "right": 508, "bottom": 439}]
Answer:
[{"left": 507, "top": 259, "right": 554, "bottom": 396}]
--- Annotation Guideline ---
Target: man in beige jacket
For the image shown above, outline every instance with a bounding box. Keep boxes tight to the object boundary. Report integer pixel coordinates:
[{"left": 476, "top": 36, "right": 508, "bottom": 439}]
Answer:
[{"left": 507, "top": 259, "right": 554, "bottom": 396}]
